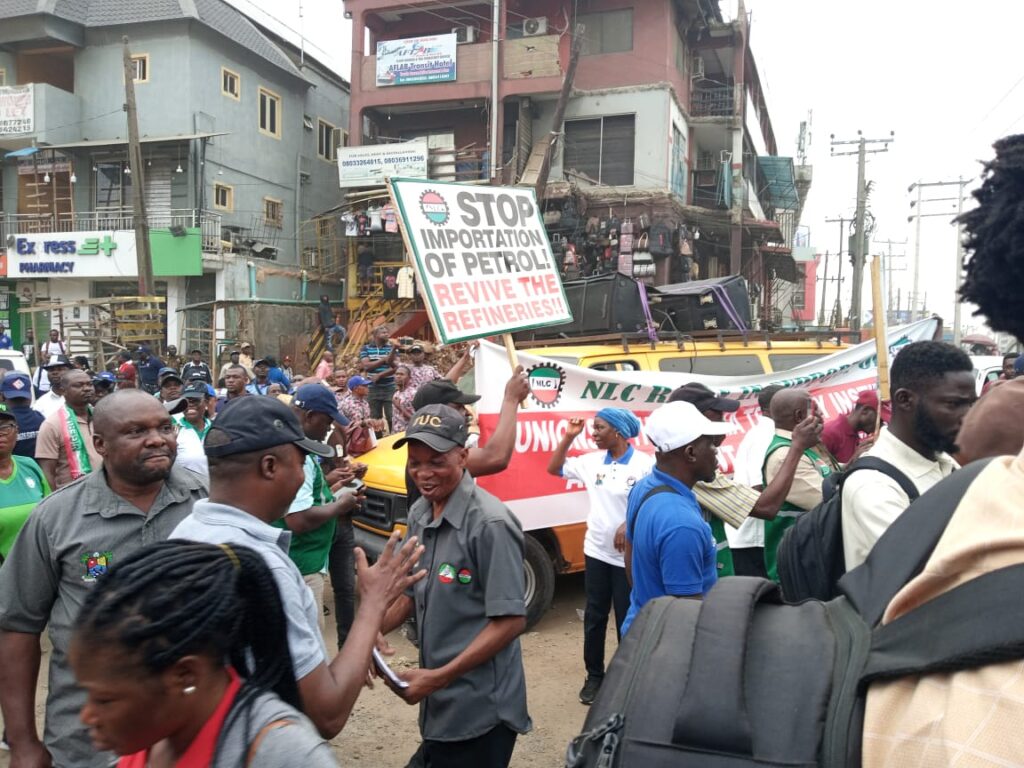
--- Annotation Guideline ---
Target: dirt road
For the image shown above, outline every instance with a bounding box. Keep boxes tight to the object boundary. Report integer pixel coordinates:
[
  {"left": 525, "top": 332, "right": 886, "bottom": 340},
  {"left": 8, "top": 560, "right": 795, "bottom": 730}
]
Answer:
[{"left": 0, "top": 572, "right": 607, "bottom": 767}]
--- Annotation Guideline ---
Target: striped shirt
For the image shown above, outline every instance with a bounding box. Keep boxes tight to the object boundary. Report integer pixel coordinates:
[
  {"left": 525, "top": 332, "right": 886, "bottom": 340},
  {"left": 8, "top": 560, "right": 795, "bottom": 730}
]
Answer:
[
  {"left": 692, "top": 473, "right": 757, "bottom": 530},
  {"left": 359, "top": 344, "right": 394, "bottom": 388}
]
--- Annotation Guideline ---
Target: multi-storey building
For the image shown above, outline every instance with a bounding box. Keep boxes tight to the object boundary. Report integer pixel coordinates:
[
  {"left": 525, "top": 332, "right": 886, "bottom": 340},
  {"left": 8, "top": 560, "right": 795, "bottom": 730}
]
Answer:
[
  {"left": 0, "top": 0, "right": 349, "bottom": 360},
  {"left": 342, "top": 0, "right": 811, "bottom": 330}
]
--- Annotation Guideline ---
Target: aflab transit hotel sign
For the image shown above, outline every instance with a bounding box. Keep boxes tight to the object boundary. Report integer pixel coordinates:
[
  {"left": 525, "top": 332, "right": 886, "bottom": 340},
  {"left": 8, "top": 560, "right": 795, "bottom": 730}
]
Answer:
[{"left": 376, "top": 33, "right": 457, "bottom": 86}]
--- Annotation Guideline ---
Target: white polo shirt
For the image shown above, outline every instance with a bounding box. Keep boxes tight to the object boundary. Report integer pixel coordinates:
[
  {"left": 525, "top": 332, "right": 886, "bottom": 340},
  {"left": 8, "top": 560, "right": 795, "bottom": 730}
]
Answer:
[
  {"left": 173, "top": 416, "right": 210, "bottom": 477},
  {"left": 727, "top": 416, "right": 775, "bottom": 549},
  {"left": 561, "top": 445, "right": 655, "bottom": 567},
  {"left": 841, "top": 427, "right": 957, "bottom": 570}
]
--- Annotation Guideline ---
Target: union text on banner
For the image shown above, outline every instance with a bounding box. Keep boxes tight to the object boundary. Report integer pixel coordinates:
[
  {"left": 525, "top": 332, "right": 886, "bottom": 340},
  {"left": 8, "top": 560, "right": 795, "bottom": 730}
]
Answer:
[
  {"left": 472, "top": 319, "right": 940, "bottom": 533},
  {"left": 389, "top": 178, "right": 573, "bottom": 343}
]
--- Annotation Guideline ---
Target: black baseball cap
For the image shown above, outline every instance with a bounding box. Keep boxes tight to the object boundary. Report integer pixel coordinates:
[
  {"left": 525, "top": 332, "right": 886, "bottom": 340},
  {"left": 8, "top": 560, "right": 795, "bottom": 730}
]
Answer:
[
  {"left": 43, "top": 354, "right": 72, "bottom": 370},
  {"left": 205, "top": 395, "right": 334, "bottom": 458},
  {"left": 181, "top": 382, "right": 209, "bottom": 399},
  {"left": 393, "top": 404, "right": 468, "bottom": 453},
  {"left": 668, "top": 382, "right": 740, "bottom": 413},
  {"left": 411, "top": 379, "right": 481, "bottom": 411},
  {"left": 0, "top": 403, "right": 16, "bottom": 423}
]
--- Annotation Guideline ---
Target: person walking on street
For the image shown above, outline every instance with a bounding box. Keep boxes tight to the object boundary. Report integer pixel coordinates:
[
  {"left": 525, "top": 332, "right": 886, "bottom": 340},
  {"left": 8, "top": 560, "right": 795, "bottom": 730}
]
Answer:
[
  {"left": 33, "top": 356, "right": 71, "bottom": 419},
  {"left": 407, "top": 344, "right": 441, "bottom": 390},
  {"left": 379, "top": 405, "right": 532, "bottom": 767},
  {"left": 35, "top": 330, "right": 67, "bottom": 395},
  {"left": 172, "top": 382, "right": 213, "bottom": 476},
  {"left": 0, "top": 390, "right": 208, "bottom": 768},
  {"left": 169, "top": 395, "right": 426, "bottom": 741},
  {"left": 0, "top": 404, "right": 49, "bottom": 561},
  {"left": 358, "top": 325, "right": 398, "bottom": 428},
  {"left": 247, "top": 359, "right": 273, "bottom": 396},
  {"left": 391, "top": 365, "right": 416, "bottom": 433},
  {"left": 621, "top": 401, "right": 730, "bottom": 636},
  {"left": 761, "top": 389, "right": 837, "bottom": 581},
  {"left": 116, "top": 351, "right": 137, "bottom": 389},
  {"left": 821, "top": 390, "right": 880, "bottom": 464},
  {"left": 136, "top": 348, "right": 164, "bottom": 394},
  {"left": 314, "top": 351, "right": 334, "bottom": 382},
  {"left": 1, "top": 373, "right": 44, "bottom": 459},
  {"left": 69, "top": 541, "right": 339, "bottom": 767},
  {"left": 0, "top": 324, "right": 11, "bottom": 350},
  {"left": 21, "top": 328, "right": 36, "bottom": 368},
  {"left": 842, "top": 341, "right": 975, "bottom": 569},
  {"left": 35, "top": 369, "right": 102, "bottom": 490},
  {"left": 181, "top": 348, "right": 213, "bottom": 384},
  {"left": 275, "top": 384, "right": 358, "bottom": 628},
  {"left": 217, "top": 364, "right": 251, "bottom": 414},
  {"left": 547, "top": 408, "right": 654, "bottom": 705}
]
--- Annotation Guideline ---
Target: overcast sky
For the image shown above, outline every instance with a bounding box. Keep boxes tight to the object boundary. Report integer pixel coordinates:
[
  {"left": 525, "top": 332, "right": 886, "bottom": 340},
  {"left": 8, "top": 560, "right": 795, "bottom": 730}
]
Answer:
[{"left": 232, "top": 0, "right": 1022, "bottom": 334}]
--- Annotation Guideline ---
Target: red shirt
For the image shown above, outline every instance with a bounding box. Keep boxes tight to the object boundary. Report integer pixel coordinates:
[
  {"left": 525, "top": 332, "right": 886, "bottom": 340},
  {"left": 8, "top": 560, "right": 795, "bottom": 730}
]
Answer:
[
  {"left": 821, "top": 413, "right": 863, "bottom": 464},
  {"left": 117, "top": 668, "right": 242, "bottom": 768},
  {"left": 117, "top": 361, "right": 137, "bottom": 388}
]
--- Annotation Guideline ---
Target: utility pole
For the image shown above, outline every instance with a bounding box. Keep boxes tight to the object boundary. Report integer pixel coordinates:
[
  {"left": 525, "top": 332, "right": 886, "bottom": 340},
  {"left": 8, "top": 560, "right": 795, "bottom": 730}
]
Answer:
[
  {"left": 123, "top": 37, "right": 154, "bottom": 296},
  {"left": 874, "top": 238, "right": 907, "bottom": 325},
  {"left": 831, "top": 131, "right": 894, "bottom": 332},
  {"left": 824, "top": 215, "right": 851, "bottom": 327},
  {"left": 817, "top": 250, "right": 830, "bottom": 326},
  {"left": 532, "top": 25, "right": 584, "bottom": 201},
  {"left": 907, "top": 177, "right": 970, "bottom": 333}
]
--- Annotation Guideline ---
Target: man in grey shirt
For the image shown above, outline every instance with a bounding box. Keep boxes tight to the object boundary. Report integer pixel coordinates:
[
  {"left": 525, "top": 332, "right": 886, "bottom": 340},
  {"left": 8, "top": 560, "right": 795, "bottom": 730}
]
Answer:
[
  {"left": 380, "top": 404, "right": 531, "bottom": 767},
  {"left": 0, "top": 390, "right": 207, "bottom": 768},
  {"left": 170, "top": 395, "right": 426, "bottom": 740}
]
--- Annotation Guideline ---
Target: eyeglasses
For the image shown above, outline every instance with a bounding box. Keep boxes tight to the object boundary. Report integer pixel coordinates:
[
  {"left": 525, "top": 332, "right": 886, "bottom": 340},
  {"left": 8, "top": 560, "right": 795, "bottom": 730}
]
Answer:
[{"left": 0, "top": 423, "right": 17, "bottom": 436}]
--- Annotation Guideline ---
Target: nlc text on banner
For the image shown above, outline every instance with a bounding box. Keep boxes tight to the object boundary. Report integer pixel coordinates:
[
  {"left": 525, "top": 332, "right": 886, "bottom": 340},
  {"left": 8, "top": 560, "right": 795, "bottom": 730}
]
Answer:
[{"left": 389, "top": 178, "right": 573, "bottom": 343}]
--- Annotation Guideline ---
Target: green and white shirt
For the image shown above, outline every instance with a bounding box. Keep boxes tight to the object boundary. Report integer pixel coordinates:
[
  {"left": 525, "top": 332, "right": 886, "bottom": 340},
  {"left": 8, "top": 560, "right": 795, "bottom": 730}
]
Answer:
[{"left": 0, "top": 456, "right": 49, "bottom": 559}]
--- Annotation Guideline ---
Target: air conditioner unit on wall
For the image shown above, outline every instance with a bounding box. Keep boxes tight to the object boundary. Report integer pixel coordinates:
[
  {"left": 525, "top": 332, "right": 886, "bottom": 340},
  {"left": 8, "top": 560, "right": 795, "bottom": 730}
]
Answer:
[
  {"left": 453, "top": 25, "right": 477, "bottom": 44},
  {"left": 523, "top": 17, "right": 548, "bottom": 36}
]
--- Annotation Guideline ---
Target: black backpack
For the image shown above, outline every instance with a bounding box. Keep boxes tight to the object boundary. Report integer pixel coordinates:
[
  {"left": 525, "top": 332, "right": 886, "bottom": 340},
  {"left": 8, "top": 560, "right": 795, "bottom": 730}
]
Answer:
[
  {"left": 566, "top": 459, "right": 1009, "bottom": 768},
  {"left": 777, "top": 457, "right": 919, "bottom": 603},
  {"left": 647, "top": 222, "right": 674, "bottom": 258}
]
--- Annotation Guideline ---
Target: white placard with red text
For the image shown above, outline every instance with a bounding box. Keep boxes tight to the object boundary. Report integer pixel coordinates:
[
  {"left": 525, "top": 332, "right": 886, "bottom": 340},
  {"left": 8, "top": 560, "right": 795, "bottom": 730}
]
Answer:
[
  {"left": 473, "top": 318, "right": 941, "bottom": 532},
  {"left": 389, "top": 178, "right": 573, "bottom": 344}
]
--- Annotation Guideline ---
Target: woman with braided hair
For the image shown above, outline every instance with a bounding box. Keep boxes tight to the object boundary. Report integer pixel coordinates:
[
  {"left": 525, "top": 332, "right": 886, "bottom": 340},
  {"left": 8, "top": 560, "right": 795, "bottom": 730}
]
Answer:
[{"left": 69, "top": 540, "right": 338, "bottom": 767}]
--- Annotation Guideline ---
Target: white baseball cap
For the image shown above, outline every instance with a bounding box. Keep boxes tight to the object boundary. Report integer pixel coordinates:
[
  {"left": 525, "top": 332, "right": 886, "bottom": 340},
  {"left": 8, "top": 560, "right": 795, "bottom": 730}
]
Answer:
[{"left": 644, "top": 401, "right": 731, "bottom": 453}]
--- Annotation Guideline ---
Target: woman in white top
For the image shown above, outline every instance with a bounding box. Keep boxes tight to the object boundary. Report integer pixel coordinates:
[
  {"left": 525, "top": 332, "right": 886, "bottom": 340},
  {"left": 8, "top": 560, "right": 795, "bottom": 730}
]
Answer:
[{"left": 547, "top": 408, "right": 654, "bottom": 705}]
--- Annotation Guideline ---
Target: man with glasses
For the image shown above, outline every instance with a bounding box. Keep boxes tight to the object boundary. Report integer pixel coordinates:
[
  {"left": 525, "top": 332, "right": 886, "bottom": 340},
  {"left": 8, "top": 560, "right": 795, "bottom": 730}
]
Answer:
[{"left": 0, "top": 390, "right": 207, "bottom": 767}]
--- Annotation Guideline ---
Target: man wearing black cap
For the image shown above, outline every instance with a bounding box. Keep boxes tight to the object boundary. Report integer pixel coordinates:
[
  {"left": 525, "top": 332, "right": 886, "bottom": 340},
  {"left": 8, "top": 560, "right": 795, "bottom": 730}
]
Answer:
[
  {"left": 407, "top": 344, "right": 440, "bottom": 389},
  {"left": 170, "top": 395, "right": 426, "bottom": 740},
  {"left": 246, "top": 358, "right": 272, "bottom": 395},
  {"left": 668, "top": 382, "right": 822, "bottom": 578},
  {"left": 379, "top": 405, "right": 531, "bottom": 767},
  {"left": 136, "top": 347, "right": 164, "bottom": 394},
  {"left": 1, "top": 372, "right": 44, "bottom": 458},
  {"left": 180, "top": 348, "right": 212, "bottom": 384},
  {"left": 171, "top": 382, "right": 212, "bottom": 475},
  {"left": 33, "top": 355, "right": 71, "bottom": 419},
  {"left": 156, "top": 368, "right": 184, "bottom": 403},
  {"left": 276, "top": 383, "right": 358, "bottom": 632}
]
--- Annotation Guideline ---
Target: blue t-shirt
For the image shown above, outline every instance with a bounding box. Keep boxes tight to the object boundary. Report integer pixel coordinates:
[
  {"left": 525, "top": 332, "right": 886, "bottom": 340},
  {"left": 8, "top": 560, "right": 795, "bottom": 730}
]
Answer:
[
  {"left": 621, "top": 467, "right": 718, "bottom": 635},
  {"left": 0, "top": 334, "right": 12, "bottom": 350},
  {"left": 138, "top": 356, "right": 164, "bottom": 386}
]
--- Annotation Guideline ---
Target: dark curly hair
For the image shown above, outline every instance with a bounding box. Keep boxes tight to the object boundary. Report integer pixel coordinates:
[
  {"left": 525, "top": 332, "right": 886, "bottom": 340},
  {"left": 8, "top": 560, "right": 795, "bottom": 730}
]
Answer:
[
  {"left": 73, "top": 540, "right": 301, "bottom": 765},
  {"left": 890, "top": 340, "right": 973, "bottom": 393},
  {"left": 959, "top": 134, "right": 1024, "bottom": 340}
]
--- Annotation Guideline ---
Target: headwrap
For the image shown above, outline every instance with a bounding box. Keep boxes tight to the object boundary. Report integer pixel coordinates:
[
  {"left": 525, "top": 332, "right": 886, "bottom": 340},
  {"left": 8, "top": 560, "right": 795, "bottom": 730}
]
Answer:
[{"left": 595, "top": 408, "right": 641, "bottom": 439}]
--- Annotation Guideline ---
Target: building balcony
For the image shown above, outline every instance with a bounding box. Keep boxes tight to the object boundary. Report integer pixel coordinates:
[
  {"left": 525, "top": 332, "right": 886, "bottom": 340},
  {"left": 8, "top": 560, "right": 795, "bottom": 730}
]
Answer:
[
  {"left": 690, "top": 85, "right": 734, "bottom": 118},
  {"left": 0, "top": 83, "right": 81, "bottom": 150},
  {"left": 0, "top": 209, "right": 223, "bottom": 254}
]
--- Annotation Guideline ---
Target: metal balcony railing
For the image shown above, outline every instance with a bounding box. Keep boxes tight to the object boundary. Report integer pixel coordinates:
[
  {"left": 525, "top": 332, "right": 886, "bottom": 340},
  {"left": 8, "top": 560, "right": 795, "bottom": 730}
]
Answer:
[
  {"left": 0, "top": 209, "right": 223, "bottom": 254},
  {"left": 691, "top": 86, "right": 735, "bottom": 117}
]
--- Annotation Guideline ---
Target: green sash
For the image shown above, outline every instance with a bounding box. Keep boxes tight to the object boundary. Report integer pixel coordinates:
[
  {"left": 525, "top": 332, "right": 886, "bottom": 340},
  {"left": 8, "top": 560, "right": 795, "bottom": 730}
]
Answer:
[{"left": 59, "top": 405, "right": 93, "bottom": 481}]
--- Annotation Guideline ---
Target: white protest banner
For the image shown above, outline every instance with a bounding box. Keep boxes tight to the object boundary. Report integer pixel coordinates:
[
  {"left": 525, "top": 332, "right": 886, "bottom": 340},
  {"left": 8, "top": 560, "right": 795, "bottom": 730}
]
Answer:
[
  {"left": 388, "top": 178, "right": 573, "bottom": 343},
  {"left": 0, "top": 86, "right": 33, "bottom": 135},
  {"left": 472, "top": 318, "right": 940, "bottom": 531},
  {"left": 376, "top": 33, "right": 457, "bottom": 87},
  {"left": 337, "top": 141, "right": 428, "bottom": 189}
]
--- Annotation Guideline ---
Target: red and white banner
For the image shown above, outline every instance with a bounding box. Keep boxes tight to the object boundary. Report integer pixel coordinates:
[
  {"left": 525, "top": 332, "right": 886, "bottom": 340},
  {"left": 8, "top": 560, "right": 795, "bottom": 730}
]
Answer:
[{"left": 474, "top": 318, "right": 940, "bottom": 531}]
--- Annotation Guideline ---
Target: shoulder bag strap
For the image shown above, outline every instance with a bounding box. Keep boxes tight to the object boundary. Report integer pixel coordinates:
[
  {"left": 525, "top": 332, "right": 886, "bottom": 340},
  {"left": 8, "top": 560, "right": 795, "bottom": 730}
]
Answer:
[
  {"left": 840, "top": 458, "right": 995, "bottom": 626},
  {"left": 627, "top": 483, "right": 678, "bottom": 540},
  {"left": 672, "top": 577, "right": 783, "bottom": 753},
  {"left": 862, "top": 562, "right": 1024, "bottom": 685},
  {"left": 842, "top": 457, "right": 919, "bottom": 500}
]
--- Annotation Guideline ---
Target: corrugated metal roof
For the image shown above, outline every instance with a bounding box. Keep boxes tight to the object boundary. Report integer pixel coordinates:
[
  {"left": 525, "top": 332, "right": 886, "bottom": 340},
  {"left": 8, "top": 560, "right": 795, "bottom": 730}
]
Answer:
[{"left": 3, "top": 0, "right": 304, "bottom": 80}]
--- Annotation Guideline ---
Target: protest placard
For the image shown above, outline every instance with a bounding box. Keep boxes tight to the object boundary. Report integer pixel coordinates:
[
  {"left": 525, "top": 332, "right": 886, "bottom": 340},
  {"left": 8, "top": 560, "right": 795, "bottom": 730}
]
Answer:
[{"left": 387, "top": 178, "right": 574, "bottom": 344}]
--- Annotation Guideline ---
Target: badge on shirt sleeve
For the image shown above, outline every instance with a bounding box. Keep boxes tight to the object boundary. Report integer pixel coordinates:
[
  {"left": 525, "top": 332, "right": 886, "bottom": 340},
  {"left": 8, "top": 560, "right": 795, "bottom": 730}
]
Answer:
[
  {"left": 438, "top": 563, "right": 456, "bottom": 584},
  {"left": 81, "top": 551, "right": 113, "bottom": 582},
  {"left": 457, "top": 568, "right": 473, "bottom": 585}
]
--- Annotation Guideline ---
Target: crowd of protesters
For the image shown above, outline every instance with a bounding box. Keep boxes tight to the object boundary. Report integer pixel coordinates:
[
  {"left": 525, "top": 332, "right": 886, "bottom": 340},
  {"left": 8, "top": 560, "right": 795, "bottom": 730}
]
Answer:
[{"left": 1, "top": 135, "right": 1024, "bottom": 768}]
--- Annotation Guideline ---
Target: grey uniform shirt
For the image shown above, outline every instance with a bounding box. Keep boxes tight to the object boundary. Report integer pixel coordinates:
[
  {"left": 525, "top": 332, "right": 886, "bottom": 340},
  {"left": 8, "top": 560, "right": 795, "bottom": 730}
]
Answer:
[
  {"left": 171, "top": 501, "right": 327, "bottom": 680},
  {"left": 406, "top": 471, "right": 532, "bottom": 742},
  {"left": 0, "top": 466, "right": 208, "bottom": 768}
]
